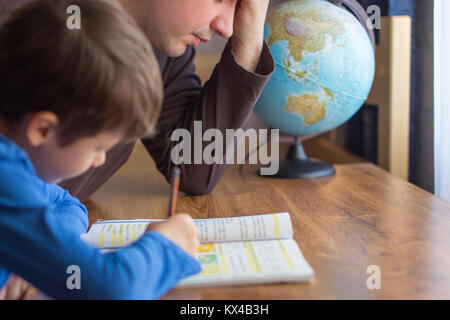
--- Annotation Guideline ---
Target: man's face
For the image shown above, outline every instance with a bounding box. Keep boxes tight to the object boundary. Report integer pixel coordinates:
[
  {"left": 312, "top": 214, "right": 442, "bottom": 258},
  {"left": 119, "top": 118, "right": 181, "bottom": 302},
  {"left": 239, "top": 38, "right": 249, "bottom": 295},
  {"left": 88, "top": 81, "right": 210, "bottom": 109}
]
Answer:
[{"left": 121, "top": 0, "right": 238, "bottom": 57}]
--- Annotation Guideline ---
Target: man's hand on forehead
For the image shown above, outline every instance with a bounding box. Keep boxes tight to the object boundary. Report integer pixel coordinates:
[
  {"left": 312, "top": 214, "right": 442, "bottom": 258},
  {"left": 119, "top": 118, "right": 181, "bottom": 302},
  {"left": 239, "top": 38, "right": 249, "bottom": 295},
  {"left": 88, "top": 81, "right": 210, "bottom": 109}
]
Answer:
[{"left": 231, "top": 0, "right": 270, "bottom": 72}]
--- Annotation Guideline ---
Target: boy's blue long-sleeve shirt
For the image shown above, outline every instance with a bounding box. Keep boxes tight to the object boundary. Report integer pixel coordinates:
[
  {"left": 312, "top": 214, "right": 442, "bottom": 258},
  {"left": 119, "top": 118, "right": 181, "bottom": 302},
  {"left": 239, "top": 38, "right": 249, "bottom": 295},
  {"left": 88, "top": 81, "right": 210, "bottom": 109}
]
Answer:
[{"left": 0, "top": 134, "right": 201, "bottom": 299}]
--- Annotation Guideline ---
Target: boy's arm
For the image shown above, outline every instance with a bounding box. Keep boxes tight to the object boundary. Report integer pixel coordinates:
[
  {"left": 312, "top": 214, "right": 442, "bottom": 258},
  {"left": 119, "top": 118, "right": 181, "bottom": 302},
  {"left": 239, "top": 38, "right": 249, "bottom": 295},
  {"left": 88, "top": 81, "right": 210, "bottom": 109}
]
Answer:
[
  {"left": 0, "top": 201, "right": 200, "bottom": 299},
  {"left": 0, "top": 163, "right": 88, "bottom": 235},
  {"left": 141, "top": 41, "right": 274, "bottom": 195},
  {"left": 38, "top": 178, "right": 89, "bottom": 235}
]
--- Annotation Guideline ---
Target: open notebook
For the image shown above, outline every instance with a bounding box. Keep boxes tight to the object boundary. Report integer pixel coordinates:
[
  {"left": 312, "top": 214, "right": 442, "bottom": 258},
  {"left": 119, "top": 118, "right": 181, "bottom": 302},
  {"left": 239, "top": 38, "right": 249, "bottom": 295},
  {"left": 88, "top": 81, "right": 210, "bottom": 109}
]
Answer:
[{"left": 80, "top": 212, "right": 314, "bottom": 288}]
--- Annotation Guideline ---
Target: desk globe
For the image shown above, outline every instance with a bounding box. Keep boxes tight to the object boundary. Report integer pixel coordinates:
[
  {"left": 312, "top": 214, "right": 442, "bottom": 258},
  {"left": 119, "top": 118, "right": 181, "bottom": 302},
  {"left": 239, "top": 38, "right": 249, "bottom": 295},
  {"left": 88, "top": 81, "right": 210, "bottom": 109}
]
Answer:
[{"left": 254, "top": 0, "right": 375, "bottom": 178}]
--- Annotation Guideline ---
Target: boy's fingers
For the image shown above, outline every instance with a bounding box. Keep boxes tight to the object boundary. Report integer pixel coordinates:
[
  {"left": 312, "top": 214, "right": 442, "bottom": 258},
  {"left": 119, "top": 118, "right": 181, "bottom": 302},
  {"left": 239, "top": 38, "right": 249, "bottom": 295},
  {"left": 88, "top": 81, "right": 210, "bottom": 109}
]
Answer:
[
  {"left": 0, "top": 286, "right": 6, "bottom": 300},
  {"left": 146, "top": 221, "right": 163, "bottom": 231},
  {"left": 1, "top": 275, "right": 32, "bottom": 300},
  {"left": 6, "top": 276, "right": 22, "bottom": 299},
  {"left": 7, "top": 285, "right": 20, "bottom": 300},
  {"left": 22, "top": 285, "right": 41, "bottom": 300}
]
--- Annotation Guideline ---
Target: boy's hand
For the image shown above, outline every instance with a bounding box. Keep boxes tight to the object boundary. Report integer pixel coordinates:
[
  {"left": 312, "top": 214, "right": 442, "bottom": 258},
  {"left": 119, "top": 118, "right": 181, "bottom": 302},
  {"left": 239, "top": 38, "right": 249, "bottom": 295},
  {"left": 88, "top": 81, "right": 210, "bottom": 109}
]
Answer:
[
  {"left": 147, "top": 214, "right": 200, "bottom": 259},
  {"left": 0, "top": 274, "right": 33, "bottom": 300},
  {"left": 231, "top": 0, "right": 270, "bottom": 72}
]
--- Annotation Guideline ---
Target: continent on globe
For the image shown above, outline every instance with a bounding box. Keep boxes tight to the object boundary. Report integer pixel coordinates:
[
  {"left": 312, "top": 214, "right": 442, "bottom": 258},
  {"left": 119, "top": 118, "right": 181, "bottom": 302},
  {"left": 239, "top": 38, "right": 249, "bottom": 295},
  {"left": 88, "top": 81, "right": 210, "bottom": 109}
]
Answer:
[
  {"left": 283, "top": 59, "right": 308, "bottom": 80},
  {"left": 268, "top": 8, "right": 344, "bottom": 63},
  {"left": 285, "top": 94, "right": 326, "bottom": 125}
]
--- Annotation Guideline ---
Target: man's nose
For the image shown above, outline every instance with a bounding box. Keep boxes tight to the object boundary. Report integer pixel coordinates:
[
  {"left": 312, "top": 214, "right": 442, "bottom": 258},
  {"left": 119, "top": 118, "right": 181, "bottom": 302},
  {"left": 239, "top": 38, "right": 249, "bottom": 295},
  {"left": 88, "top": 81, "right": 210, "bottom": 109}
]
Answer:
[{"left": 210, "top": 3, "right": 235, "bottom": 38}]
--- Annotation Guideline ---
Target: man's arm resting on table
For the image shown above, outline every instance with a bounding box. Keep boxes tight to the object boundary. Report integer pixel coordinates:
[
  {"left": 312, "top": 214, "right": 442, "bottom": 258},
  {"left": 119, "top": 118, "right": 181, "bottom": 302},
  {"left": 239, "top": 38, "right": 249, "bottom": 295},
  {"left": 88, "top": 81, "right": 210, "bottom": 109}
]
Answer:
[{"left": 142, "top": 40, "right": 274, "bottom": 196}]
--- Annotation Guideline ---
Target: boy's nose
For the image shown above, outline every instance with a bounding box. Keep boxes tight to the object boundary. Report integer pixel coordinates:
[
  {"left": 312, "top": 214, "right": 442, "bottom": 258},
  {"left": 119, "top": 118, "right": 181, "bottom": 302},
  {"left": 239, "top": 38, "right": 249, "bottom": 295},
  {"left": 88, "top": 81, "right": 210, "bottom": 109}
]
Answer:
[{"left": 210, "top": 3, "right": 235, "bottom": 38}]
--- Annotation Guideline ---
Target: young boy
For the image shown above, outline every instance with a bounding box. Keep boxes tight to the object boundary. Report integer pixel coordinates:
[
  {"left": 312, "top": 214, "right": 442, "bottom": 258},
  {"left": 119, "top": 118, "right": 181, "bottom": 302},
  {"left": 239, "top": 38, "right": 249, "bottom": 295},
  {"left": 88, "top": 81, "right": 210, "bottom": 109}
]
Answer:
[{"left": 0, "top": 0, "right": 200, "bottom": 299}]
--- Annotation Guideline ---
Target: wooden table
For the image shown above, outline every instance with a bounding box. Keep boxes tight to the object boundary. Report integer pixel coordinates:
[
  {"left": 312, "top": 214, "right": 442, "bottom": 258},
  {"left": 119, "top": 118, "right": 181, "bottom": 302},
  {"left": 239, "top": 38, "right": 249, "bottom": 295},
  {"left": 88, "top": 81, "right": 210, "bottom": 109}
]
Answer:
[{"left": 85, "top": 140, "right": 450, "bottom": 299}]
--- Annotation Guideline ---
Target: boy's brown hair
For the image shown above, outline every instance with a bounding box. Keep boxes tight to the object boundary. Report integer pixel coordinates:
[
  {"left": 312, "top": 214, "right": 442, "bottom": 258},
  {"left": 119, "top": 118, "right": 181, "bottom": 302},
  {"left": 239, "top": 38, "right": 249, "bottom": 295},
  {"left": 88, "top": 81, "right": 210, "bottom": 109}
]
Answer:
[{"left": 0, "top": 0, "right": 163, "bottom": 145}]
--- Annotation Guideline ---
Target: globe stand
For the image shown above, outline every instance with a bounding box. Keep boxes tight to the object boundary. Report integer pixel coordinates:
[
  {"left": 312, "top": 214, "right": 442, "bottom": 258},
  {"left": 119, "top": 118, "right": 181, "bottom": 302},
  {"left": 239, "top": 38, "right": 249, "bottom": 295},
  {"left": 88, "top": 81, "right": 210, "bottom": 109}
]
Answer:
[{"left": 262, "top": 137, "right": 336, "bottom": 179}]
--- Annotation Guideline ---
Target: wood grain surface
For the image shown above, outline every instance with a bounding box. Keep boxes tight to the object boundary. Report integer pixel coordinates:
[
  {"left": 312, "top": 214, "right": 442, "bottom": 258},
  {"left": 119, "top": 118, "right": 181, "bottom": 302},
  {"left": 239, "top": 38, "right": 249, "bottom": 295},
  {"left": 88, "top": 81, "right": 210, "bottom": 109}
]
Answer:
[{"left": 85, "top": 140, "right": 450, "bottom": 299}]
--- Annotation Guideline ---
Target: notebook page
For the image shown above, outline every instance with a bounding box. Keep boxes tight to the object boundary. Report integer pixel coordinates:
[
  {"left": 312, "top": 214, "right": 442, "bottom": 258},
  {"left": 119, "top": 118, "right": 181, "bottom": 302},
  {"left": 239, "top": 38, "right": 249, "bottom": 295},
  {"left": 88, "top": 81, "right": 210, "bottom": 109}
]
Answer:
[
  {"left": 80, "top": 213, "right": 293, "bottom": 249},
  {"left": 195, "top": 212, "right": 293, "bottom": 243},
  {"left": 80, "top": 219, "right": 158, "bottom": 248},
  {"left": 177, "top": 238, "right": 314, "bottom": 288}
]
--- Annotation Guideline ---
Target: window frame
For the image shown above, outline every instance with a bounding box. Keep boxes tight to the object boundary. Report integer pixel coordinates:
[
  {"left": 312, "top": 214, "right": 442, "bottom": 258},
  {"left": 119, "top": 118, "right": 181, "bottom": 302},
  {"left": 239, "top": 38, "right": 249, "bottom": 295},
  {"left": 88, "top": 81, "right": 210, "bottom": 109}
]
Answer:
[{"left": 434, "top": 0, "right": 450, "bottom": 201}]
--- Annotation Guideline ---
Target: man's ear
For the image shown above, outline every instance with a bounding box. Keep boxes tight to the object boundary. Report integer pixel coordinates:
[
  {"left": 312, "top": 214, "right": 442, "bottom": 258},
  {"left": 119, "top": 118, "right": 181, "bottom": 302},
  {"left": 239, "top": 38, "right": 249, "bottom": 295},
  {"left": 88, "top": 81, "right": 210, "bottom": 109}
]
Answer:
[{"left": 25, "top": 112, "right": 60, "bottom": 147}]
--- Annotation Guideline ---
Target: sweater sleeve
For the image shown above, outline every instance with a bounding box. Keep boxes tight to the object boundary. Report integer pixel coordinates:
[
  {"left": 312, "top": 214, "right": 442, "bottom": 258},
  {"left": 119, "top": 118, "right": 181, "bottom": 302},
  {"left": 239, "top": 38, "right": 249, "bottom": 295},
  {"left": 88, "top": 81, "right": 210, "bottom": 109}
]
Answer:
[
  {"left": 40, "top": 179, "right": 89, "bottom": 235},
  {"left": 0, "top": 200, "right": 200, "bottom": 299}
]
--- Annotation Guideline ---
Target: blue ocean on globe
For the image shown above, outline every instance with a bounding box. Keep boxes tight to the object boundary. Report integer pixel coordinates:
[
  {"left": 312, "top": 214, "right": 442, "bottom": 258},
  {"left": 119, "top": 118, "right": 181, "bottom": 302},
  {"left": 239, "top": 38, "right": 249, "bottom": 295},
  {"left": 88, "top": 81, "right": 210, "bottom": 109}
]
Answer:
[{"left": 254, "top": 0, "right": 376, "bottom": 136}]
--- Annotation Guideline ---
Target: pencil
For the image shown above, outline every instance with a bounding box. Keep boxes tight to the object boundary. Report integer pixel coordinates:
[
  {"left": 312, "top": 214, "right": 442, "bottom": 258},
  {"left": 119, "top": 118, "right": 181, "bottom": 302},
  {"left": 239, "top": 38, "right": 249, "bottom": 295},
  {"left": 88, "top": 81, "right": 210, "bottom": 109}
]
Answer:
[{"left": 168, "top": 167, "right": 181, "bottom": 217}]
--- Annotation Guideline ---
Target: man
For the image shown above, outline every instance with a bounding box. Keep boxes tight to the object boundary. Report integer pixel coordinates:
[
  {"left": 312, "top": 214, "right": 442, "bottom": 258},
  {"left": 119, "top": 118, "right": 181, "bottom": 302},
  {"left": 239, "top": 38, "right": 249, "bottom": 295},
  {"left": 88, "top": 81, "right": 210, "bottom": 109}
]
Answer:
[{"left": 60, "top": 0, "right": 275, "bottom": 200}]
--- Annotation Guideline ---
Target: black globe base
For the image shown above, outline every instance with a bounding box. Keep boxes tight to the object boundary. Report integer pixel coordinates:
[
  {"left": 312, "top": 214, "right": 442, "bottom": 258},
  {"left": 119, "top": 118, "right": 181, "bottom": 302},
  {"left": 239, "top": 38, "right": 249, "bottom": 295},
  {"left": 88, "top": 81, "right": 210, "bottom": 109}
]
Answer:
[
  {"left": 260, "top": 138, "right": 336, "bottom": 179},
  {"left": 274, "top": 159, "right": 336, "bottom": 179}
]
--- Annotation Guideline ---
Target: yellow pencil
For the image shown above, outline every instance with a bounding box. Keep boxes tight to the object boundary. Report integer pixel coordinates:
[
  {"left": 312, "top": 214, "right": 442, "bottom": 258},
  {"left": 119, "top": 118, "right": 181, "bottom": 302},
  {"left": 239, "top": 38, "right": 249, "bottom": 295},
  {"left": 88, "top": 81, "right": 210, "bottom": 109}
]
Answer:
[{"left": 168, "top": 167, "right": 181, "bottom": 217}]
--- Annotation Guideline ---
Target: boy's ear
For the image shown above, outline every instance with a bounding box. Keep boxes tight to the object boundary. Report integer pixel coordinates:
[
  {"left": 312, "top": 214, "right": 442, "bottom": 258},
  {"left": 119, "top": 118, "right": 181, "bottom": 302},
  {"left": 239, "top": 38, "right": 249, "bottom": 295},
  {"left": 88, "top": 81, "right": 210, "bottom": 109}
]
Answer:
[{"left": 25, "top": 112, "right": 60, "bottom": 147}]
